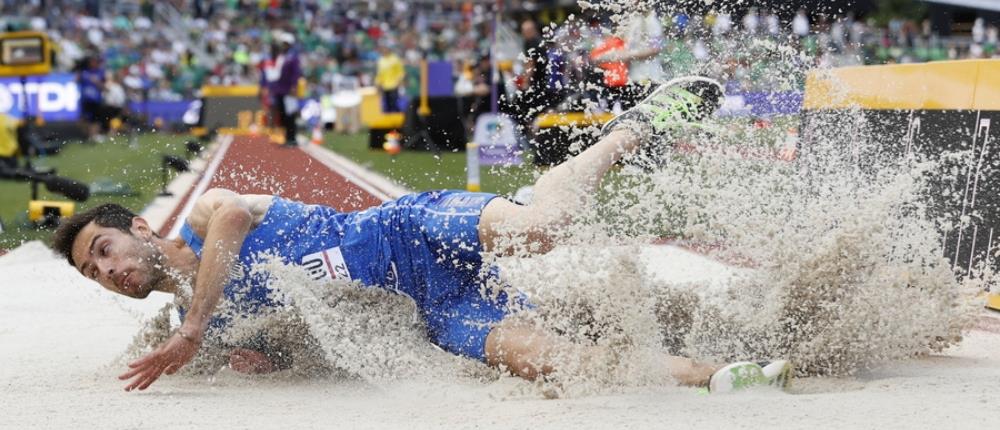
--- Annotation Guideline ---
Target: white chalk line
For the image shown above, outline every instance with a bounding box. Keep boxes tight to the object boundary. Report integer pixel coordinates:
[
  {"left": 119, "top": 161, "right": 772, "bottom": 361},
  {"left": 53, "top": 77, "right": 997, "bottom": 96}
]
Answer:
[{"left": 166, "top": 133, "right": 235, "bottom": 239}]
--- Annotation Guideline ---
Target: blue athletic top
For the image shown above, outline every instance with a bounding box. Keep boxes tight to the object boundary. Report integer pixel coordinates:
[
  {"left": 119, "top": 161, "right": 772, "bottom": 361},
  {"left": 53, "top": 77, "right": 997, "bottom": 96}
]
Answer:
[
  {"left": 178, "top": 196, "right": 397, "bottom": 330},
  {"left": 177, "top": 191, "right": 521, "bottom": 361}
]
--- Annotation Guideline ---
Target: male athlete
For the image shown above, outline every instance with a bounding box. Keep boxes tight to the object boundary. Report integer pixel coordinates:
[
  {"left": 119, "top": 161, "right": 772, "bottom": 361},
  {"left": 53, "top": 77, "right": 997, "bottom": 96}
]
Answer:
[{"left": 52, "top": 77, "right": 792, "bottom": 393}]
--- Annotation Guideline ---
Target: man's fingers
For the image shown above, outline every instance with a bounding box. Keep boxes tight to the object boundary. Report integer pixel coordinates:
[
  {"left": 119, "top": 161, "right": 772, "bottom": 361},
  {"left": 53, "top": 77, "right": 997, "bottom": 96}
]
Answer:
[
  {"left": 124, "top": 365, "right": 157, "bottom": 391},
  {"left": 118, "top": 368, "right": 141, "bottom": 381},
  {"left": 119, "top": 360, "right": 156, "bottom": 380},
  {"left": 137, "top": 365, "right": 167, "bottom": 391},
  {"left": 122, "top": 335, "right": 200, "bottom": 390},
  {"left": 127, "top": 356, "right": 149, "bottom": 368},
  {"left": 126, "top": 364, "right": 165, "bottom": 392},
  {"left": 124, "top": 371, "right": 146, "bottom": 391}
]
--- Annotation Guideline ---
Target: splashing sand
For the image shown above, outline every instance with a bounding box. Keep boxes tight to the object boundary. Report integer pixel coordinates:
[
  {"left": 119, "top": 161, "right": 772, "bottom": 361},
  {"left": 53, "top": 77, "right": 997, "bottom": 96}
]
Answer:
[
  {"left": 121, "top": 114, "right": 984, "bottom": 400},
  {"left": 119, "top": 0, "right": 986, "bottom": 398}
]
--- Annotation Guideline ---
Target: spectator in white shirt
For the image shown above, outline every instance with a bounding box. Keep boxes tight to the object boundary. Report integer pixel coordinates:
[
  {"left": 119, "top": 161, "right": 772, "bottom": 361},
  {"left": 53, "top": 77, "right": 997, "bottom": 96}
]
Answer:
[
  {"left": 766, "top": 10, "right": 781, "bottom": 37},
  {"left": 972, "top": 18, "right": 985, "bottom": 43},
  {"left": 712, "top": 12, "right": 733, "bottom": 36},
  {"left": 620, "top": 8, "right": 665, "bottom": 84},
  {"left": 792, "top": 9, "right": 810, "bottom": 38},
  {"left": 742, "top": 8, "right": 760, "bottom": 35}
]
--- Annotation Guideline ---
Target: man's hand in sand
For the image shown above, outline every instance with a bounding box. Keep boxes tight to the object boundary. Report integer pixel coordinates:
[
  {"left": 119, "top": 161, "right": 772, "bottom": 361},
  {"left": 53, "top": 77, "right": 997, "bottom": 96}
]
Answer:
[{"left": 118, "top": 331, "right": 200, "bottom": 391}]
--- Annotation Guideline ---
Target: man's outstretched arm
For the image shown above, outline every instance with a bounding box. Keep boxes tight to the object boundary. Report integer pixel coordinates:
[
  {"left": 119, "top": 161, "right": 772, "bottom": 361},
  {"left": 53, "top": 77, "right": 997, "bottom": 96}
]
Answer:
[{"left": 119, "top": 190, "right": 254, "bottom": 391}]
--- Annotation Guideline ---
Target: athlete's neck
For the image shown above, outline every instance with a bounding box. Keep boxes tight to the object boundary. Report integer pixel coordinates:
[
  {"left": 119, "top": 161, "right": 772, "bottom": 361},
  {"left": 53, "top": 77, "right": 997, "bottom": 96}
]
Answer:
[{"left": 153, "top": 237, "right": 199, "bottom": 295}]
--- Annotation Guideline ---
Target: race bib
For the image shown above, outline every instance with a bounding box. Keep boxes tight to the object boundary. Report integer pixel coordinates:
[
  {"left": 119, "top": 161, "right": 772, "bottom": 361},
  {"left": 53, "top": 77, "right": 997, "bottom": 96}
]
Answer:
[{"left": 301, "top": 247, "right": 353, "bottom": 282}]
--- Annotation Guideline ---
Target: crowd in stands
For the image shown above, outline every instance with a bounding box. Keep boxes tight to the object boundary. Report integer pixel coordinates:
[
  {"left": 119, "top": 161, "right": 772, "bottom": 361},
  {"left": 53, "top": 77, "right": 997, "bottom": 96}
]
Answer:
[{"left": 1, "top": 1, "right": 997, "bottom": 116}]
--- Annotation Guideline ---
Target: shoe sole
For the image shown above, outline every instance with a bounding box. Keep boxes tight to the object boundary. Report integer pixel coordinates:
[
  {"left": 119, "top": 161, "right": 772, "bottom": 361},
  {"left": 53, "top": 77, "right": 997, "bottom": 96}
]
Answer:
[{"left": 600, "top": 76, "right": 725, "bottom": 136}]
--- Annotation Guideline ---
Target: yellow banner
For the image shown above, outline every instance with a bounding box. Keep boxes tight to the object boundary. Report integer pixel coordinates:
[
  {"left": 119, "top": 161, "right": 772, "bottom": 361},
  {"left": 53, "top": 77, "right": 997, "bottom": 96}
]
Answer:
[{"left": 804, "top": 60, "right": 1000, "bottom": 111}]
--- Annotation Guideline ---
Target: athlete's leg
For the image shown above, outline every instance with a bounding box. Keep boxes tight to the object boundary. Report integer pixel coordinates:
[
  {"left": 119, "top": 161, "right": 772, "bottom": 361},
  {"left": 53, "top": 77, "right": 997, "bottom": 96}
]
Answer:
[
  {"left": 479, "top": 128, "right": 641, "bottom": 256},
  {"left": 479, "top": 77, "right": 725, "bottom": 256},
  {"left": 484, "top": 318, "right": 717, "bottom": 386}
]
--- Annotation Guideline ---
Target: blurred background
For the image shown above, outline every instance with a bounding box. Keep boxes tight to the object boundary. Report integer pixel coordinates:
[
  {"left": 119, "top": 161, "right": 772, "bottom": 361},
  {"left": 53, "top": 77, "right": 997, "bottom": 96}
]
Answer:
[{"left": 0, "top": 0, "right": 998, "bottom": 248}]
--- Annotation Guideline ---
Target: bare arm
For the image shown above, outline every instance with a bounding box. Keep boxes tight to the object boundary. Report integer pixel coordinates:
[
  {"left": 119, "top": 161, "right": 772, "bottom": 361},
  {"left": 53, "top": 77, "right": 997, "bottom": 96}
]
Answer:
[
  {"left": 180, "top": 189, "right": 255, "bottom": 342},
  {"left": 118, "top": 188, "right": 256, "bottom": 391}
]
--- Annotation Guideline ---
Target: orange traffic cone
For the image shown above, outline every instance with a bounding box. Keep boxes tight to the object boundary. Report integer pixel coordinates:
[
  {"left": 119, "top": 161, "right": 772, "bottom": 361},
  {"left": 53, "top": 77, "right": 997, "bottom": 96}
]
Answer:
[
  {"left": 310, "top": 125, "right": 323, "bottom": 145},
  {"left": 383, "top": 130, "right": 402, "bottom": 155}
]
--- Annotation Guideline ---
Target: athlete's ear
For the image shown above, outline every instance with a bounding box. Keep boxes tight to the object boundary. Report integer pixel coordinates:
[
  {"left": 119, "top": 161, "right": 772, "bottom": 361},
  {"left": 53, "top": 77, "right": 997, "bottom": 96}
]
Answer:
[{"left": 130, "top": 217, "right": 153, "bottom": 239}]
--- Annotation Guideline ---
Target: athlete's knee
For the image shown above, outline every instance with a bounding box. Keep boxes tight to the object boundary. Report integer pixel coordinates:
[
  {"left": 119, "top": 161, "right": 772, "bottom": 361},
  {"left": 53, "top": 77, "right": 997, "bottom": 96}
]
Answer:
[
  {"left": 479, "top": 198, "right": 560, "bottom": 256},
  {"left": 485, "top": 322, "right": 554, "bottom": 380}
]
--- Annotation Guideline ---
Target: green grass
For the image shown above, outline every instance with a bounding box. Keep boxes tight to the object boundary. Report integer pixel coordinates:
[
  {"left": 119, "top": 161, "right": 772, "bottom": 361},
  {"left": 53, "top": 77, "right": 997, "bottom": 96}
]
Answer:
[
  {"left": 320, "top": 116, "right": 800, "bottom": 198},
  {"left": 0, "top": 134, "right": 193, "bottom": 249},
  {"left": 321, "top": 132, "right": 540, "bottom": 197}
]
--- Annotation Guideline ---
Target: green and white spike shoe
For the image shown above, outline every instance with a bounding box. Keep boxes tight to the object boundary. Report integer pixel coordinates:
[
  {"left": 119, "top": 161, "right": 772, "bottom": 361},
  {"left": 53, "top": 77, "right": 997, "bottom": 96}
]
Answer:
[
  {"left": 707, "top": 360, "right": 795, "bottom": 393},
  {"left": 600, "top": 76, "right": 725, "bottom": 141},
  {"left": 707, "top": 361, "right": 768, "bottom": 393},
  {"left": 760, "top": 359, "right": 794, "bottom": 390}
]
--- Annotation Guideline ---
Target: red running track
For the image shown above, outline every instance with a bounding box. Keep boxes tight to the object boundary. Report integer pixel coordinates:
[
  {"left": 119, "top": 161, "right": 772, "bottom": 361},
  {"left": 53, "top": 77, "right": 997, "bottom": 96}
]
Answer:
[{"left": 158, "top": 135, "right": 383, "bottom": 236}]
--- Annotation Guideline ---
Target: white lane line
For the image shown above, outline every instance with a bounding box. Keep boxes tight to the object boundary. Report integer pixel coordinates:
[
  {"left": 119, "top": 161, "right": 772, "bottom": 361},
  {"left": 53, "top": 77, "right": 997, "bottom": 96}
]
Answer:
[
  {"left": 302, "top": 144, "right": 411, "bottom": 201},
  {"left": 166, "top": 134, "right": 235, "bottom": 239}
]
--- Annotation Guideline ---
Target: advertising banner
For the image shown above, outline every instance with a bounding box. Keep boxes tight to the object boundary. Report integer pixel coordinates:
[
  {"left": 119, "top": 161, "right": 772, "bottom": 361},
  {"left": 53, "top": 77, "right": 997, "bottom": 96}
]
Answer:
[{"left": 0, "top": 73, "right": 80, "bottom": 121}]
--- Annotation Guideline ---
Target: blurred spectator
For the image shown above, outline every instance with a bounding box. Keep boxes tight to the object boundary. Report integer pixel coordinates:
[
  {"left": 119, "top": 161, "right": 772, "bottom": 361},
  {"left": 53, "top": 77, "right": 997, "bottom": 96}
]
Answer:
[
  {"left": 622, "top": 7, "right": 665, "bottom": 84},
  {"left": 712, "top": 11, "right": 733, "bottom": 36},
  {"left": 102, "top": 70, "right": 127, "bottom": 134},
  {"left": 374, "top": 44, "right": 405, "bottom": 113},
  {"left": 591, "top": 34, "right": 628, "bottom": 89},
  {"left": 742, "top": 8, "right": 760, "bottom": 35},
  {"left": 261, "top": 32, "right": 301, "bottom": 147},
  {"left": 76, "top": 55, "right": 105, "bottom": 142},
  {"left": 793, "top": 9, "right": 811, "bottom": 39},
  {"left": 518, "top": 20, "right": 546, "bottom": 97},
  {"left": 511, "top": 19, "right": 557, "bottom": 135},
  {"left": 586, "top": 7, "right": 664, "bottom": 109},
  {"left": 972, "top": 18, "right": 986, "bottom": 44},
  {"left": 0, "top": 0, "right": 996, "bottom": 137},
  {"left": 331, "top": 74, "right": 362, "bottom": 134},
  {"left": 766, "top": 10, "right": 781, "bottom": 37}
]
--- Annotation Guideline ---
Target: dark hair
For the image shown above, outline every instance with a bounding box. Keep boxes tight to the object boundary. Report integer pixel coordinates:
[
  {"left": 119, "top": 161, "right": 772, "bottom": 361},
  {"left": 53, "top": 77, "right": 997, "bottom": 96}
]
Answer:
[{"left": 51, "top": 203, "right": 138, "bottom": 268}]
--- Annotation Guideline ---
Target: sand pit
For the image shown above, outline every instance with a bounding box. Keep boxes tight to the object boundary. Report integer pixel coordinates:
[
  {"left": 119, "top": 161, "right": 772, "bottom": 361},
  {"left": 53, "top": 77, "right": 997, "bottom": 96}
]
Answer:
[{"left": 3, "top": 240, "right": 998, "bottom": 429}]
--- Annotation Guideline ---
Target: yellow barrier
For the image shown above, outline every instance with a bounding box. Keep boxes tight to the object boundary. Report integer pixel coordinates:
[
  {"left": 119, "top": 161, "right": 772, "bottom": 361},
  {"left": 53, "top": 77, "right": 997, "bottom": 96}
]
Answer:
[
  {"left": 202, "top": 85, "right": 259, "bottom": 97},
  {"left": 804, "top": 59, "right": 1000, "bottom": 311},
  {"left": 360, "top": 87, "right": 405, "bottom": 129},
  {"left": 804, "top": 59, "right": 1000, "bottom": 110},
  {"left": 988, "top": 293, "right": 1000, "bottom": 312},
  {"left": 534, "top": 112, "right": 615, "bottom": 128},
  {"left": 28, "top": 200, "right": 74, "bottom": 222},
  {"left": 368, "top": 113, "right": 405, "bottom": 129}
]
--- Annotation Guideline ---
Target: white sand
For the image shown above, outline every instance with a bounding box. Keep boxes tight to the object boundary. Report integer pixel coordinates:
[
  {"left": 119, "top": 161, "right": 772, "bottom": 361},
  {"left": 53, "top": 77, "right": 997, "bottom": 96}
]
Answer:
[{"left": 3, "top": 241, "right": 997, "bottom": 429}]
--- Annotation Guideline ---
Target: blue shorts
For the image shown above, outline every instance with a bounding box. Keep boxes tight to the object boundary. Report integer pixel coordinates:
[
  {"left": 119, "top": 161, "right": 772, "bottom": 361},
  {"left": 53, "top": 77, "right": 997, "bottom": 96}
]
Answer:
[{"left": 377, "top": 191, "right": 527, "bottom": 362}]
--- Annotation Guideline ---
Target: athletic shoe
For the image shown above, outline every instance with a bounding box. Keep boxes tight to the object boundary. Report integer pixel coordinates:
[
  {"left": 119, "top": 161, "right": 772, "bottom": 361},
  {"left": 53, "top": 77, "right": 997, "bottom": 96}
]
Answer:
[
  {"left": 601, "top": 76, "right": 724, "bottom": 142},
  {"left": 707, "top": 361, "right": 768, "bottom": 393},
  {"left": 708, "top": 361, "right": 768, "bottom": 393},
  {"left": 759, "top": 359, "right": 794, "bottom": 390},
  {"left": 707, "top": 360, "right": 794, "bottom": 393}
]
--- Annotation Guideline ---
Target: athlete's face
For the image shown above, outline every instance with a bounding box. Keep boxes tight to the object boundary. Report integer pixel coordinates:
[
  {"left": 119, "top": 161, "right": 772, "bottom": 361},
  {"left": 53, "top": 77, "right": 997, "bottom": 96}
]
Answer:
[{"left": 70, "top": 219, "right": 168, "bottom": 299}]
